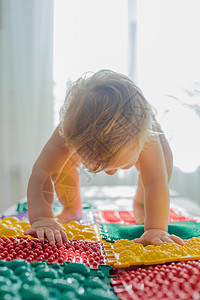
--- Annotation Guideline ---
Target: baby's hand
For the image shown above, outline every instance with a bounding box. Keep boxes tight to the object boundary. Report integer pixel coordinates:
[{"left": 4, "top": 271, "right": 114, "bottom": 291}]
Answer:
[
  {"left": 133, "top": 229, "right": 184, "bottom": 246},
  {"left": 24, "top": 217, "right": 68, "bottom": 245}
]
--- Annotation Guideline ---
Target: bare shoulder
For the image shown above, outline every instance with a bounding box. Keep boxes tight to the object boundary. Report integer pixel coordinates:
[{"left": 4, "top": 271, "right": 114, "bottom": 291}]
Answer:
[{"left": 33, "top": 125, "right": 72, "bottom": 174}]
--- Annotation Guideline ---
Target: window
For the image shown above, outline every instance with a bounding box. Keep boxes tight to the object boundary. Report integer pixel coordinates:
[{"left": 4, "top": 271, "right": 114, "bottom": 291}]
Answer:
[
  {"left": 137, "top": 0, "right": 200, "bottom": 172},
  {"left": 53, "top": 0, "right": 128, "bottom": 125},
  {"left": 53, "top": 0, "right": 200, "bottom": 174}
]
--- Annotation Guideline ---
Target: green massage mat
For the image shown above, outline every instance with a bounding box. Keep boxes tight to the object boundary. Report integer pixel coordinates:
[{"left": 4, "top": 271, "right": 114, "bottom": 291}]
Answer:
[{"left": 98, "top": 222, "right": 200, "bottom": 242}]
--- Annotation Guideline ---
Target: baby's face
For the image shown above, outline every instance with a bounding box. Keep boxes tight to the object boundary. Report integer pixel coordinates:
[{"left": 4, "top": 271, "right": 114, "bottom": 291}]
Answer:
[
  {"left": 103, "top": 143, "right": 142, "bottom": 175},
  {"left": 75, "top": 141, "right": 143, "bottom": 174}
]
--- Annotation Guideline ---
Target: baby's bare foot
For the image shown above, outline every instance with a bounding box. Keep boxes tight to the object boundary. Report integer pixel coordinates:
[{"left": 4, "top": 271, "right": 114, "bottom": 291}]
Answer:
[{"left": 56, "top": 208, "right": 82, "bottom": 224}]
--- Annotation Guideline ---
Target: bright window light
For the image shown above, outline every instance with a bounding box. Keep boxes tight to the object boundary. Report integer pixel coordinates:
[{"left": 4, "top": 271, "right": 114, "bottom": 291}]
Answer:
[
  {"left": 53, "top": 0, "right": 128, "bottom": 125},
  {"left": 137, "top": 0, "right": 200, "bottom": 173},
  {"left": 53, "top": 0, "right": 200, "bottom": 173}
]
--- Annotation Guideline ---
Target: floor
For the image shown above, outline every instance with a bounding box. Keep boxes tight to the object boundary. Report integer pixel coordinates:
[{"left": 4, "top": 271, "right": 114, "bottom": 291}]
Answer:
[{"left": 3, "top": 185, "right": 200, "bottom": 222}]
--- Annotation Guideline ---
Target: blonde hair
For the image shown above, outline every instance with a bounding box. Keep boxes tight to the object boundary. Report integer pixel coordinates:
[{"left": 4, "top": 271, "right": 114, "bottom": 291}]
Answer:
[{"left": 59, "top": 70, "right": 153, "bottom": 172}]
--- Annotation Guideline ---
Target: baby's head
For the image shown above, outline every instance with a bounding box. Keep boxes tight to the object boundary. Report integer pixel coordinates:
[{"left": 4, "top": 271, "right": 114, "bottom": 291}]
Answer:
[{"left": 60, "top": 70, "right": 152, "bottom": 173}]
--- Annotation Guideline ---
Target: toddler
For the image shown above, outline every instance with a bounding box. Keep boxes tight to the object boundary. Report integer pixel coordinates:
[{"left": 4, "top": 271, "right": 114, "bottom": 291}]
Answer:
[{"left": 24, "top": 70, "right": 184, "bottom": 246}]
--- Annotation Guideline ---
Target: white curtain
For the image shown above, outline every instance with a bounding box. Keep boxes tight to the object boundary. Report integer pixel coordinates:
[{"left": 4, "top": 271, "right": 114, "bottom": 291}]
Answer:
[{"left": 0, "top": 0, "right": 54, "bottom": 213}]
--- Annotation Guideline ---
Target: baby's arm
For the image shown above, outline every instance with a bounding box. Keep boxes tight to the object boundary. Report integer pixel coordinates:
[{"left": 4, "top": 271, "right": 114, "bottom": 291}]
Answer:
[
  {"left": 133, "top": 136, "right": 184, "bottom": 245},
  {"left": 24, "top": 126, "right": 72, "bottom": 245}
]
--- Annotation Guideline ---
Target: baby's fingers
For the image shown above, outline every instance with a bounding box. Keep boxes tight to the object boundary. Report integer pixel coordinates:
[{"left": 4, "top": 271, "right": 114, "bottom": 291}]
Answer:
[
  {"left": 150, "top": 237, "right": 165, "bottom": 245},
  {"left": 132, "top": 237, "right": 147, "bottom": 246},
  {"left": 60, "top": 230, "right": 68, "bottom": 243},
  {"left": 170, "top": 234, "right": 184, "bottom": 245},
  {"left": 44, "top": 228, "right": 55, "bottom": 245},
  {"left": 36, "top": 228, "right": 45, "bottom": 243},
  {"left": 53, "top": 229, "right": 63, "bottom": 245},
  {"left": 24, "top": 228, "right": 37, "bottom": 237},
  {"left": 160, "top": 236, "right": 176, "bottom": 244}
]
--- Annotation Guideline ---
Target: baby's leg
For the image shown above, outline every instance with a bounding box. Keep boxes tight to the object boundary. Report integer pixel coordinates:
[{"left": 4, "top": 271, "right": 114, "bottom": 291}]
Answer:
[{"left": 53, "top": 157, "right": 82, "bottom": 223}]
